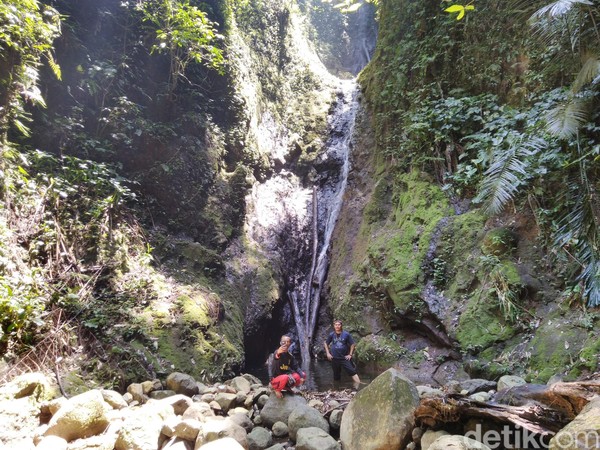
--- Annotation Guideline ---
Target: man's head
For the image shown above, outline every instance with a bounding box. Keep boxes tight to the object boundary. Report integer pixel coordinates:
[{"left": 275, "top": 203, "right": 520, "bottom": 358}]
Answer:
[
  {"left": 280, "top": 335, "right": 292, "bottom": 350},
  {"left": 333, "top": 320, "right": 343, "bottom": 332}
]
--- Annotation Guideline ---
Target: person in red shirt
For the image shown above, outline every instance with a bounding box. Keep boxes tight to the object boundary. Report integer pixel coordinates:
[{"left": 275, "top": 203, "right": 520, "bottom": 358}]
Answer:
[{"left": 269, "top": 335, "right": 306, "bottom": 398}]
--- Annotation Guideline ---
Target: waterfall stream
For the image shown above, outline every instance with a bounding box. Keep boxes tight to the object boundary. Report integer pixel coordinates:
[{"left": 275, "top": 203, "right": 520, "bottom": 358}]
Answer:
[
  {"left": 244, "top": 79, "right": 359, "bottom": 371},
  {"left": 301, "top": 80, "right": 358, "bottom": 364}
]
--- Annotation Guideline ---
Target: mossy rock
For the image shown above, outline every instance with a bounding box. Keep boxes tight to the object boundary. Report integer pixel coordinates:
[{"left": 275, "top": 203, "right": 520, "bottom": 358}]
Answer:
[
  {"left": 456, "top": 291, "right": 517, "bottom": 351},
  {"left": 481, "top": 228, "right": 518, "bottom": 257},
  {"left": 527, "top": 315, "right": 590, "bottom": 382},
  {"left": 355, "top": 334, "right": 405, "bottom": 369}
]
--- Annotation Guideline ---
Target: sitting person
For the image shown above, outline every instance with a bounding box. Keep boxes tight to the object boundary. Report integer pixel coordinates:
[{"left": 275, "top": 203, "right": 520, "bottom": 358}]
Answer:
[{"left": 269, "top": 335, "right": 305, "bottom": 398}]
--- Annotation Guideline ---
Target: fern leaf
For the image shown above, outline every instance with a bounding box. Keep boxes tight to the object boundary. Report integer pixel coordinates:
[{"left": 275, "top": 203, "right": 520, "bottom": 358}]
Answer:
[
  {"left": 546, "top": 99, "right": 589, "bottom": 139},
  {"left": 477, "top": 139, "right": 544, "bottom": 215},
  {"left": 46, "top": 52, "right": 62, "bottom": 81},
  {"left": 572, "top": 54, "right": 600, "bottom": 93},
  {"left": 531, "top": 0, "right": 592, "bottom": 20}
]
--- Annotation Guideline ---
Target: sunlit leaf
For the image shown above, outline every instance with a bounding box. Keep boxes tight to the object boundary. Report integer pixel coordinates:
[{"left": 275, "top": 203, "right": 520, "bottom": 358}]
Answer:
[{"left": 546, "top": 100, "right": 589, "bottom": 139}]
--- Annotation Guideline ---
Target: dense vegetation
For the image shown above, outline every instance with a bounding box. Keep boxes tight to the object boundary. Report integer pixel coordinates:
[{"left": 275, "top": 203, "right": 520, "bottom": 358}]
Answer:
[{"left": 360, "top": 0, "right": 600, "bottom": 306}]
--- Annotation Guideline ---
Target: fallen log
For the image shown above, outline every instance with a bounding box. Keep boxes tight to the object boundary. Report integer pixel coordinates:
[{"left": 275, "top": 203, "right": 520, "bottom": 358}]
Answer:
[{"left": 415, "top": 380, "right": 600, "bottom": 437}]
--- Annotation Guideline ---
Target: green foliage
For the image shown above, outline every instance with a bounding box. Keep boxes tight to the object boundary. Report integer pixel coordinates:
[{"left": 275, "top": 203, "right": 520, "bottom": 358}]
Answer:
[
  {"left": 0, "top": 0, "right": 61, "bottom": 139},
  {"left": 137, "top": 0, "right": 224, "bottom": 94},
  {"left": 444, "top": 3, "right": 475, "bottom": 21}
]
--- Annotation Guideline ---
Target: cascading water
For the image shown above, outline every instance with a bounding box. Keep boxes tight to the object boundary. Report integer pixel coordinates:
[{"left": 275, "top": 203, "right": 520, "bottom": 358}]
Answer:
[
  {"left": 301, "top": 80, "right": 358, "bottom": 364},
  {"left": 244, "top": 79, "right": 360, "bottom": 373}
]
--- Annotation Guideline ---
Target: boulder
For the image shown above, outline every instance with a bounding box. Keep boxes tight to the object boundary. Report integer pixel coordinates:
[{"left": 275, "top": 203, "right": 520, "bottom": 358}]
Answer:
[
  {"left": 229, "top": 412, "right": 254, "bottom": 432},
  {"left": 497, "top": 375, "right": 526, "bottom": 392},
  {"left": 295, "top": 427, "right": 340, "bottom": 450},
  {"left": 44, "top": 389, "right": 111, "bottom": 442},
  {"left": 247, "top": 426, "right": 272, "bottom": 450},
  {"left": 340, "top": 368, "right": 419, "bottom": 450},
  {"left": 549, "top": 397, "right": 600, "bottom": 450},
  {"left": 329, "top": 410, "right": 343, "bottom": 430},
  {"left": 288, "top": 405, "right": 329, "bottom": 440},
  {"left": 271, "top": 421, "right": 288, "bottom": 438},
  {"left": 215, "top": 392, "right": 238, "bottom": 412},
  {"left": 459, "top": 379, "right": 497, "bottom": 395},
  {"left": 260, "top": 393, "right": 307, "bottom": 427},
  {"left": 421, "top": 430, "right": 450, "bottom": 450},
  {"left": 182, "top": 402, "right": 215, "bottom": 422},
  {"left": 195, "top": 417, "right": 248, "bottom": 449},
  {"left": 64, "top": 432, "right": 119, "bottom": 450},
  {"left": 167, "top": 372, "right": 200, "bottom": 397},
  {"left": 0, "top": 372, "right": 57, "bottom": 402},
  {"left": 115, "top": 400, "right": 174, "bottom": 450},
  {"left": 101, "top": 389, "right": 128, "bottom": 410},
  {"left": 159, "top": 393, "right": 193, "bottom": 415},
  {"left": 230, "top": 376, "right": 252, "bottom": 394}
]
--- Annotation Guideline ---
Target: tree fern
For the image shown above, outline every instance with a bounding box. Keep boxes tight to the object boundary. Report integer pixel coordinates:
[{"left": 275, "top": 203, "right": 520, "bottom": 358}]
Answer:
[{"left": 477, "top": 138, "right": 547, "bottom": 215}]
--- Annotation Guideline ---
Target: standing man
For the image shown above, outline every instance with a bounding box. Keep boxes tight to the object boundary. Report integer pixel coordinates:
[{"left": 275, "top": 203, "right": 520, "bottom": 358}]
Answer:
[
  {"left": 324, "top": 319, "right": 360, "bottom": 385},
  {"left": 270, "top": 335, "right": 306, "bottom": 398}
]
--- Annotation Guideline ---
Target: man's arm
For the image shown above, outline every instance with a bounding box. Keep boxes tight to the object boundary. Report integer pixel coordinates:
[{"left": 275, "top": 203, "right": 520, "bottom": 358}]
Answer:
[{"left": 324, "top": 340, "right": 333, "bottom": 360}]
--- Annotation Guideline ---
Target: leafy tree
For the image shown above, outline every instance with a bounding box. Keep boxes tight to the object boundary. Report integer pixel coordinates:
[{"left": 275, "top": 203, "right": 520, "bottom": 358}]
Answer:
[
  {"left": 0, "top": 0, "right": 61, "bottom": 142},
  {"left": 137, "top": 0, "right": 224, "bottom": 96}
]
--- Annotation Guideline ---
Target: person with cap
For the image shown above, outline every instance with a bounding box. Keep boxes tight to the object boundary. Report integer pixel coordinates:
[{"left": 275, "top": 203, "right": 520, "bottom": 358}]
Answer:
[
  {"left": 269, "top": 335, "right": 306, "bottom": 398},
  {"left": 324, "top": 319, "right": 360, "bottom": 385}
]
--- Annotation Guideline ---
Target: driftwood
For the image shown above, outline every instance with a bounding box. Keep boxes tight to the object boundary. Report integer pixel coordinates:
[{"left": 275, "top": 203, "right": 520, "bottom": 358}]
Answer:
[{"left": 415, "top": 380, "right": 600, "bottom": 437}]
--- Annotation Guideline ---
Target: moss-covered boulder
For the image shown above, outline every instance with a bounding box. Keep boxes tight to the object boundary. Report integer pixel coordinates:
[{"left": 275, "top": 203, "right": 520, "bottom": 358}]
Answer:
[
  {"left": 355, "top": 334, "right": 405, "bottom": 370},
  {"left": 340, "top": 368, "right": 419, "bottom": 450},
  {"left": 527, "top": 313, "right": 590, "bottom": 382},
  {"left": 481, "top": 228, "right": 518, "bottom": 257}
]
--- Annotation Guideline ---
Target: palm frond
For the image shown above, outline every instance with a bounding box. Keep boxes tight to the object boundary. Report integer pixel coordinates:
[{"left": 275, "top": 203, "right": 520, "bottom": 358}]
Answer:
[
  {"left": 554, "top": 170, "right": 600, "bottom": 307},
  {"left": 477, "top": 138, "right": 546, "bottom": 215},
  {"left": 546, "top": 99, "right": 589, "bottom": 139},
  {"left": 531, "top": 0, "right": 592, "bottom": 20},
  {"left": 572, "top": 54, "right": 600, "bottom": 92}
]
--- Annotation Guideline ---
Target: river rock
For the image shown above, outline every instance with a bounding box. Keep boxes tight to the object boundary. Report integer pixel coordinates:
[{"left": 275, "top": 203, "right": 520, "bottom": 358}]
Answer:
[
  {"left": 230, "top": 376, "right": 252, "bottom": 394},
  {"left": 247, "top": 426, "right": 272, "bottom": 449},
  {"left": 44, "top": 389, "right": 111, "bottom": 442},
  {"left": 272, "top": 421, "right": 288, "bottom": 437},
  {"left": 115, "top": 400, "right": 174, "bottom": 450},
  {"left": 329, "top": 409, "right": 343, "bottom": 429},
  {"left": 497, "top": 375, "right": 526, "bottom": 392},
  {"left": 549, "top": 397, "right": 600, "bottom": 450},
  {"left": 459, "top": 379, "right": 497, "bottom": 395},
  {"left": 421, "top": 430, "right": 450, "bottom": 450},
  {"left": 340, "top": 368, "right": 419, "bottom": 450},
  {"left": 260, "top": 393, "right": 307, "bottom": 427},
  {"left": 167, "top": 372, "right": 200, "bottom": 397},
  {"left": 296, "top": 427, "right": 340, "bottom": 450},
  {"left": 230, "top": 412, "right": 254, "bottom": 433},
  {"left": 288, "top": 404, "right": 329, "bottom": 440},
  {"left": 195, "top": 417, "right": 248, "bottom": 449}
]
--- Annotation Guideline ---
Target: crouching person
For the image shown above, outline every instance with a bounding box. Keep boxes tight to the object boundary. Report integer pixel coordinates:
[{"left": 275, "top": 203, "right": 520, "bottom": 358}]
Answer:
[{"left": 270, "top": 335, "right": 305, "bottom": 398}]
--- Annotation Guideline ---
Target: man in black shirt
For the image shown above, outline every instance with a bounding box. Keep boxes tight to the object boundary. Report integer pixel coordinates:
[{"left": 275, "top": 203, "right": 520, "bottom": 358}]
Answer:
[{"left": 269, "top": 335, "right": 305, "bottom": 398}]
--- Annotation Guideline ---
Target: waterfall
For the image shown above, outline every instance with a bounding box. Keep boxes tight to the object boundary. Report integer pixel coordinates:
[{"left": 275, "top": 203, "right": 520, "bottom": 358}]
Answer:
[
  {"left": 301, "top": 80, "right": 358, "bottom": 364},
  {"left": 244, "top": 79, "right": 359, "bottom": 371}
]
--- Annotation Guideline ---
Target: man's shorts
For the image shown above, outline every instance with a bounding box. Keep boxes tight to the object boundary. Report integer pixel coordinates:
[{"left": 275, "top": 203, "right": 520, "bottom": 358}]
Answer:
[{"left": 332, "top": 358, "right": 357, "bottom": 380}]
